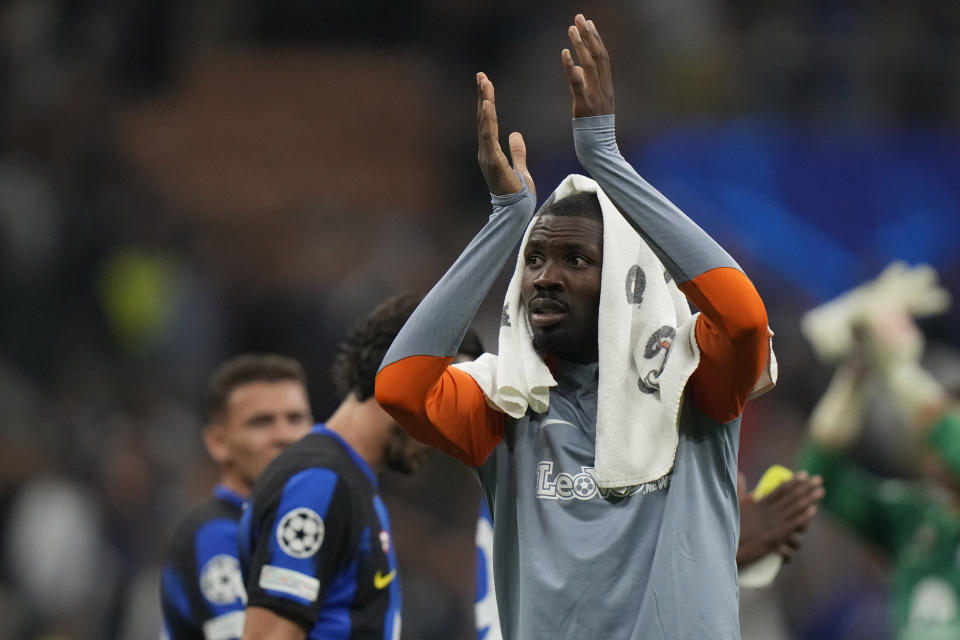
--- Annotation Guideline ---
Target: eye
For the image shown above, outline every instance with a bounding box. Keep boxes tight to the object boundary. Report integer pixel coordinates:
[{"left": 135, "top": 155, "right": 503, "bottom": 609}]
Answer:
[
  {"left": 525, "top": 253, "right": 543, "bottom": 266},
  {"left": 568, "top": 255, "right": 589, "bottom": 267},
  {"left": 247, "top": 414, "right": 274, "bottom": 428}
]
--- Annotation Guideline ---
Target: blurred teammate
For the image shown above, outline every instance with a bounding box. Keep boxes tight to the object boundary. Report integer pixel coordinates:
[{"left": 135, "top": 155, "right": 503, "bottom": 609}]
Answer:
[
  {"left": 161, "top": 354, "right": 313, "bottom": 640},
  {"left": 378, "top": 15, "right": 775, "bottom": 638},
  {"left": 799, "top": 263, "right": 960, "bottom": 638},
  {"left": 237, "top": 294, "right": 432, "bottom": 640}
]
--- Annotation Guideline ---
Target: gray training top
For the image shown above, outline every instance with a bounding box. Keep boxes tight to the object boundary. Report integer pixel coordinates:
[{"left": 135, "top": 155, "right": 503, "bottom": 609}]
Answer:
[{"left": 381, "top": 115, "right": 750, "bottom": 639}]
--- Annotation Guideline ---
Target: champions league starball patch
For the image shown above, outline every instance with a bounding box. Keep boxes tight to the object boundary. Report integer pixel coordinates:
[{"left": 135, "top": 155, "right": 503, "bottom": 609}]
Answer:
[
  {"left": 276, "top": 508, "right": 325, "bottom": 558},
  {"left": 200, "top": 554, "right": 247, "bottom": 605}
]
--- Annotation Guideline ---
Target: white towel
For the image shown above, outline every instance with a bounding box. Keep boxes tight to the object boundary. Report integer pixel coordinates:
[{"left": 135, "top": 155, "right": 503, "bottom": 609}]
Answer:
[{"left": 456, "top": 174, "right": 776, "bottom": 488}]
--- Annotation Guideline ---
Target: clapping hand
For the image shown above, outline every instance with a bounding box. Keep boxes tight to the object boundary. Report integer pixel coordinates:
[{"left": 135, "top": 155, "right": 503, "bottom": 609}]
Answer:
[
  {"left": 476, "top": 72, "right": 535, "bottom": 197},
  {"left": 561, "top": 14, "right": 615, "bottom": 118}
]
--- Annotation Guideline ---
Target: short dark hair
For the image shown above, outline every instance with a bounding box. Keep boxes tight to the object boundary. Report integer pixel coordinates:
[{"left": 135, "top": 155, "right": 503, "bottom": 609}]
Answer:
[
  {"left": 457, "top": 327, "right": 485, "bottom": 360},
  {"left": 206, "top": 354, "right": 307, "bottom": 421},
  {"left": 331, "top": 293, "right": 421, "bottom": 402},
  {"left": 539, "top": 192, "right": 603, "bottom": 222}
]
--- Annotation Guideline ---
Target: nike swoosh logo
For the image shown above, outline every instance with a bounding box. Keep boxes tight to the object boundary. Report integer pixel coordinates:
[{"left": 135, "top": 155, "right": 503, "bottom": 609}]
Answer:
[
  {"left": 541, "top": 418, "right": 578, "bottom": 429},
  {"left": 373, "top": 569, "right": 396, "bottom": 590}
]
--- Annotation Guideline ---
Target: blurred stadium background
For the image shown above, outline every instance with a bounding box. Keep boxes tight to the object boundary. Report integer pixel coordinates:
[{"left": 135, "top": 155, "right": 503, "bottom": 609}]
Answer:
[{"left": 0, "top": 1, "right": 958, "bottom": 638}]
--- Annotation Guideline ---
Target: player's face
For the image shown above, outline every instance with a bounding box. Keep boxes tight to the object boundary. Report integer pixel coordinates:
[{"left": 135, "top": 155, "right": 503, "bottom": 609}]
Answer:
[
  {"left": 208, "top": 380, "right": 313, "bottom": 492},
  {"left": 521, "top": 214, "right": 603, "bottom": 364}
]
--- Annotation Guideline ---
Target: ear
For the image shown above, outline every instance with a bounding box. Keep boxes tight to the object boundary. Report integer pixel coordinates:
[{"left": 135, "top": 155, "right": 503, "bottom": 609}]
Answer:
[{"left": 203, "top": 422, "right": 230, "bottom": 465}]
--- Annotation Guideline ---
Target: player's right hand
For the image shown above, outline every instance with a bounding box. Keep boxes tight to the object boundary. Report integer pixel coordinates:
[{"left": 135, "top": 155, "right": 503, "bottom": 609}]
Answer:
[{"left": 476, "top": 72, "right": 535, "bottom": 197}]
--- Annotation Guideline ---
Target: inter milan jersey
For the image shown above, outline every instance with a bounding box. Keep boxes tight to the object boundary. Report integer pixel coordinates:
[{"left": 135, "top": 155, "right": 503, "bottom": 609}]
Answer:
[
  {"left": 474, "top": 500, "right": 501, "bottom": 640},
  {"left": 238, "top": 425, "right": 401, "bottom": 639},
  {"left": 161, "top": 484, "right": 248, "bottom": 640}
]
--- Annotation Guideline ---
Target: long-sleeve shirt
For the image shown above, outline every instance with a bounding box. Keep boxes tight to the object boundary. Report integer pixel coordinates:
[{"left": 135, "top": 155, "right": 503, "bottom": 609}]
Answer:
[{"left": 376, "top": 115, "right": 769, "bottom": 639}]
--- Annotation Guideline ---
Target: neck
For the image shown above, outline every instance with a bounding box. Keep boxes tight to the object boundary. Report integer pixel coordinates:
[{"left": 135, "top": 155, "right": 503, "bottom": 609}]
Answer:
[
  {"left": 325, "top": 393, "right": 392, "bottom": 473},
  {"left": 217, "top": 473, "right": 251, "bottom": 499}
]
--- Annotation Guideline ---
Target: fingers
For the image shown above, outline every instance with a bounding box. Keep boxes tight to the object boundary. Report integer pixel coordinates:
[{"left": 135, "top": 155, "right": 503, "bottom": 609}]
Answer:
[
  {"left": 561, "top": 48, "right": 584, "bottom": 90},
  {"left": 779, "top": 529, "right": 807, "bottom": 563},
  {"left": 583, "top": 18, "right": 614, "bottom": 99},
  {"left": 476, "top": 73, "right": 501, "bottom": 157},
  {"left": 567, "top": 20, "right": 596, "bottom": 72},
  {"left": 779, "top": 541, "right": 797, "bottom": 563},
  {"left": 768, "top": 472, "right": 823, "bottom": 509},
  {"left": 561, "top": 48, "right": 587, "bottom": 108},
  {"left": 477, "top": 73, "right": 498, "bottom": 135},
  {"left": 571, "top": 15, "right": 611, "bottom": 85},
  {"left": 507, "top": 132, "right": 535, "bottom": 196},
  {"left": 479, "top": 100, "right": 500, "bottom": 148},
  {"left": 763, "top": 472, "right": 823, "bottom": 531},
  {"left": 562, "top": 15, "right": 614, "bottom": 117},
  {"left": 507, "top": 132, "right": 526, "bottom": 168},
  {"left": 477, "top": 72, "right": 496, "bottom": 107},
  {"left": 474, "top": 72, "right": 525, "bottom": 196}
]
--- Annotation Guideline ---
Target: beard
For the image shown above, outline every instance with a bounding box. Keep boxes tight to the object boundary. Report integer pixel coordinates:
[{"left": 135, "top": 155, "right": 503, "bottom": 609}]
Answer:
[
  {"left": 532, "top": 328, "right": 579, "bottom": 361},
  {"left": 530, "top": 318, "right": 599, "bottom": 364}
]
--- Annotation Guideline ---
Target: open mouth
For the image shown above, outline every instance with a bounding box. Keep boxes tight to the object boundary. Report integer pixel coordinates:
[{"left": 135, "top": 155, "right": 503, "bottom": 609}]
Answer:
[{"left": 528, "top": 298, "right": 568, "bottom": 328}]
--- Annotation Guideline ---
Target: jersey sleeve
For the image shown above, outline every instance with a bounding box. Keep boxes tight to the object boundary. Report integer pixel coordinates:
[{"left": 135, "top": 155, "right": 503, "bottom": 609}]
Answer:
[
  {"left": 376, "top": 355, "right": 505, "bottom": 466},
  {"left": 161, "top": 518, "right": 247, "bottom": 640},
  {"left": 243, "top": 468, "right": 354, "bottom": 630},
  {"left": 573, "top": 115, "right": 769, "bottom": 423},
  {"left": 160, "top": 561, "right": 202, "bottom": 640},
  {"left": 798, "top": 440, "right": 929, "bottom": 553},
  {"left": 376, "top": 186, "right": 535, "bottom": 466}
]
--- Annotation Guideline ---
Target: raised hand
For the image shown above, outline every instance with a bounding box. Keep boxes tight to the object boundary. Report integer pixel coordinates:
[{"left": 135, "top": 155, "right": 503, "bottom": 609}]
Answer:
[
  {"left": 801, "top": 262, "right": 952, "bottom": 364},
  {"left": 561, "top": 14, "right": 615, "bottom": 118},
  {"left": 476, "top": 72, "right": 535, "bottom": 197}
]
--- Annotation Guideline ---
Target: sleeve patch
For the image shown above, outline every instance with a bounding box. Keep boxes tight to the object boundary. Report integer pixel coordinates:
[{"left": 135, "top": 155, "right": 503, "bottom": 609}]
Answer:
[
  {"left": 202, "top": 610, "right": 246, "bottom": 640},
  {"left": 259, "top": 564, "right": 321, "bottom": 601},
  {"left": 275, "top": 507, "right": 325, "bottom": 558},
  {"left": 199, "top": 554, "right": 247, "bottom": 606}
]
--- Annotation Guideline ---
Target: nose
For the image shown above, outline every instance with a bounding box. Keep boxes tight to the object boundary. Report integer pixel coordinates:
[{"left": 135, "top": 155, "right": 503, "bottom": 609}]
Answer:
[
  {"left": 533, "top": 259, "right": 563, "bottom": 291},
  {"left": 274, "top": 420, "right": 306, "bottom": 446}
]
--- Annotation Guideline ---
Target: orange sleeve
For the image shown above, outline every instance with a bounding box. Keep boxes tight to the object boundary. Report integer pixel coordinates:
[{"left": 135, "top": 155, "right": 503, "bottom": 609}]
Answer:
[
  {"left": 375, "top": 355, "right": 504, "bottom": 467},
  {"left": 678, "top": 267, "right": 769, "bottom": 423}
]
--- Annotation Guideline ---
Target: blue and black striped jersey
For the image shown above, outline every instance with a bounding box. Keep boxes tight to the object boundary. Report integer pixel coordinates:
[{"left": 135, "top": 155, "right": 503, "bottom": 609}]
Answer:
[
  {"left": 474, "top": 500, "right": 501, "bottom": 640},
  {"left": 161, "top": 485, "right": 248, "bottom": 640},
  {"left": 238, "top": 424, "right": 401, "bottom": 639}
]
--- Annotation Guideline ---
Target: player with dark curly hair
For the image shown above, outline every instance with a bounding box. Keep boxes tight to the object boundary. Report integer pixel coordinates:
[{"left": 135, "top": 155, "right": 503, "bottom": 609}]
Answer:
[{"left": 236, "top": 294, "right": 433, "bottom": 640}]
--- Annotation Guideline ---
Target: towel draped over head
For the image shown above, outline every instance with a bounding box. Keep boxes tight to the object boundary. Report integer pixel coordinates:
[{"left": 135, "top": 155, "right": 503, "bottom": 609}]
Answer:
[{"left": 455, "top": 174, "right": 776, "bottom": 488}]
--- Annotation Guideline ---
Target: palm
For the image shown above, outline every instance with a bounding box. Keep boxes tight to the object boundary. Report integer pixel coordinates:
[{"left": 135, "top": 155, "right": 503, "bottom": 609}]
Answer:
[{"left": 476, "top": 72, "right": 535, "bottom": 197}]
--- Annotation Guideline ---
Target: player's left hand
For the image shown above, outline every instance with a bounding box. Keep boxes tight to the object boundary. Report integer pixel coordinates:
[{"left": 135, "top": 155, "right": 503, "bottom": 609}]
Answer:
[
  {"left": 476, "top": 72, "right": 535, "bottom": 197},
  {"left": 736, "top": 471, "right": 824, "bottom": 567},
  {"left": 562, "top": 14, "right": 615, "bottom": 118}
]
